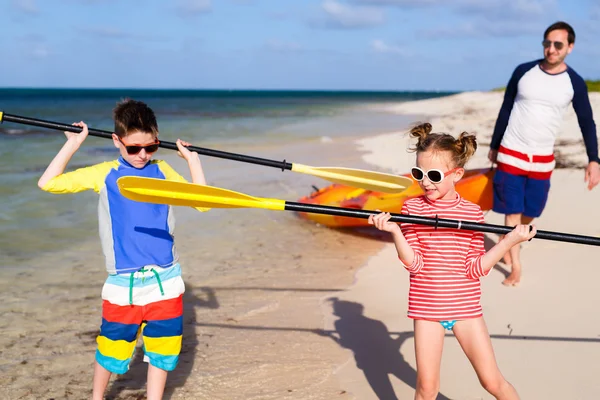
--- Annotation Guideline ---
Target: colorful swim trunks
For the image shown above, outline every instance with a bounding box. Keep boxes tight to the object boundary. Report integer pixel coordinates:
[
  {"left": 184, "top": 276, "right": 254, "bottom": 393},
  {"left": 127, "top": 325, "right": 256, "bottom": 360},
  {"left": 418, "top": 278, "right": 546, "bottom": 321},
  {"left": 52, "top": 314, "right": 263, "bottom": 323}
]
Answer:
[{"left": 96, "top": 263, "right": 185, "bottom": 374}]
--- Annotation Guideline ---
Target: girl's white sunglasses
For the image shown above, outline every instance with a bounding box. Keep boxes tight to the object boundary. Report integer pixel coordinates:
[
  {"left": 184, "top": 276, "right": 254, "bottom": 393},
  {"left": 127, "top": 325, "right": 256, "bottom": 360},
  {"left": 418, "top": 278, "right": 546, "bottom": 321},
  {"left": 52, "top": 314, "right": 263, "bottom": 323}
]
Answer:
[{"left": 411, "top": 167, "right": 460, "bottom": 183}]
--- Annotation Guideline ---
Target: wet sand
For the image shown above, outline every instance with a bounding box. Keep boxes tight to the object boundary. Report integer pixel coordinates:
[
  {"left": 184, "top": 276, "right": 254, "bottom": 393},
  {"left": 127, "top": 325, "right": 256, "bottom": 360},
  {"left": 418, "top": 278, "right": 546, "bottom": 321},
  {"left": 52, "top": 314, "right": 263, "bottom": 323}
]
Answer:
[{"left": 0, "top": 134, "right": 388, "bottom": 399}]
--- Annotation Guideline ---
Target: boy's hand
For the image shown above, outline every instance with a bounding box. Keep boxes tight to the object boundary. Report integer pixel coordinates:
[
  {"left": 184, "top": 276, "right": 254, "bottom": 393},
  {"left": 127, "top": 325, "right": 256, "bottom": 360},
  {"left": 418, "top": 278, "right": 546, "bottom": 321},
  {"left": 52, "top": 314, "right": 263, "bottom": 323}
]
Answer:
[
  {"left": 176, "top": 139, "right": 199, "bottom": 162},
  {"left": 504, "top": 224, "right": 537, "bottom": 245},
  {"left": 64, "top": 121, "right": 89, "bottom": 145},
  {"left": 368, "top": 210, "right": 401, "bottom": 234}
]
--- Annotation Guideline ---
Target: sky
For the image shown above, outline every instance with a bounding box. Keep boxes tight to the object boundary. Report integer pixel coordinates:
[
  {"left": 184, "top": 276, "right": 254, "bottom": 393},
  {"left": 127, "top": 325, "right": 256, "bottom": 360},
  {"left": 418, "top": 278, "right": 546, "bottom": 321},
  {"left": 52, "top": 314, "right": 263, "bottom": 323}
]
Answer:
[{"left": 1, "top": 0, "right": 599, "bottom": 91}]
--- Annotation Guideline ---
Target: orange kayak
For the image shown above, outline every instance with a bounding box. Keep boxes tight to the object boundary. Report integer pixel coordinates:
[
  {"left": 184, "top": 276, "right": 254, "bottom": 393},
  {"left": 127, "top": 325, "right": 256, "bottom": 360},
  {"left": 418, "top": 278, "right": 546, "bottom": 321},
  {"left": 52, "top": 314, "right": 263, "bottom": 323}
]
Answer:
[{"left": 296, "top": 168, "right": 495, "bottom": 228}]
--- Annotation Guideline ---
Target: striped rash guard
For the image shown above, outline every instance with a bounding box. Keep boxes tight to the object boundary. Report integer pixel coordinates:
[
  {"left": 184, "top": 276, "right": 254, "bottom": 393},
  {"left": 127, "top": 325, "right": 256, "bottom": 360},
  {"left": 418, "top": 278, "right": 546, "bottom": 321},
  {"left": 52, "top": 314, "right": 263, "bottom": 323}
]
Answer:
[
  {"left": 399, "top": 195, "right": 489, "bottom": 321},
  {"left": 490, "top": 59, "right": 598, "bottom": 179},
  {"left": 42, "top": 157, "right": 203, "bottom": 274}
]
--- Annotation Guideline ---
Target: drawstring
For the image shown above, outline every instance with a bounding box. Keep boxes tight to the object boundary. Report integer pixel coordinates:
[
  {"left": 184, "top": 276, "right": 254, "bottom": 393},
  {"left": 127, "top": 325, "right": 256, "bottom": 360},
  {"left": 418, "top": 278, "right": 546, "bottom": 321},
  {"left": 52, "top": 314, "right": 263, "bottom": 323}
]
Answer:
[
  {"left": 129, "top": 273, "right": 135, "bottom": 305},
  {"left": 129, "top": 267, "right": 165, "bottom": 305},
  {"left": 151, "top": 268, "right": 165, "bottom": 297}
]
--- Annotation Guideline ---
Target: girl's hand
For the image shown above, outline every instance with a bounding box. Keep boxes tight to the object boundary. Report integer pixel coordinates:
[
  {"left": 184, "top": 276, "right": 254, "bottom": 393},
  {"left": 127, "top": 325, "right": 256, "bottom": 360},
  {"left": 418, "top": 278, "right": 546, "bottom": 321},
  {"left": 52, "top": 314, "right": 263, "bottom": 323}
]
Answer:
[
  {"left": 368, "top": 210, "right": 401, "bottom": 234},
  {"left": 64, "top": 121, "right": 89, "bottom": 145},
  {"left": 176, "top": 139, "right": 199, "bottom": 162},
  {"left": 504, "top": 224, "right": 537, "bottom": 245}
]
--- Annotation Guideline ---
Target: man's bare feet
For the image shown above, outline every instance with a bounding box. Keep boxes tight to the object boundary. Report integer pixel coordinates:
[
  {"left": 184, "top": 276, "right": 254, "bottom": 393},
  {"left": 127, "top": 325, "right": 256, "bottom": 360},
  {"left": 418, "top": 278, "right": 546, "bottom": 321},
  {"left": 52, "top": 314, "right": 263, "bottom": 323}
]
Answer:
[
  {"left": 499, "top": 235, "right": 514, "bottom": 265},
  {"left": 502, "top": 271, "right": 521, "bottom": 286}
]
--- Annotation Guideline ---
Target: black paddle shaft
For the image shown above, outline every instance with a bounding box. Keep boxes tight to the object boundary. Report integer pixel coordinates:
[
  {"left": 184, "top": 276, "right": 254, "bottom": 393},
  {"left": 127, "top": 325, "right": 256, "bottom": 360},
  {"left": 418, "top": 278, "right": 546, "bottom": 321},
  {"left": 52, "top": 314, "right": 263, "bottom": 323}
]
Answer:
[
  {"left": 284, "top": 201, "right": 600, "bottom": 246},
  {"left": 1, "top": 113, "right": 294, "bottom": 171}
]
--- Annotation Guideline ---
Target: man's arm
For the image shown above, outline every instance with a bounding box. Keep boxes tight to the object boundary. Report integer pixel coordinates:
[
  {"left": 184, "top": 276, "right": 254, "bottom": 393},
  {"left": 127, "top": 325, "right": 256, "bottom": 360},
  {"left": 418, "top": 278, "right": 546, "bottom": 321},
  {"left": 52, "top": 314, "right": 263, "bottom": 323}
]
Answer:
[
  {"left": 490, "top": 67, "right": 521, "bottom": 151},
  {"left": 568, "top": 69, "right": 600, "bottom": 190}
]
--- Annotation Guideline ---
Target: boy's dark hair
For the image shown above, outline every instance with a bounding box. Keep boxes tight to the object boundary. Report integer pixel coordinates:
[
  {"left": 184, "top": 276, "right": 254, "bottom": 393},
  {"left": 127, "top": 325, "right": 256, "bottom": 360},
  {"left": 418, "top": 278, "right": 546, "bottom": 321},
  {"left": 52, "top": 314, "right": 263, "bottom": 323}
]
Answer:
[
  {"left": 113, "top": 98, "right": 159, "bottom": 138},
  {"left": 544, "top": 21, "right": 575, "bottom": 44}
]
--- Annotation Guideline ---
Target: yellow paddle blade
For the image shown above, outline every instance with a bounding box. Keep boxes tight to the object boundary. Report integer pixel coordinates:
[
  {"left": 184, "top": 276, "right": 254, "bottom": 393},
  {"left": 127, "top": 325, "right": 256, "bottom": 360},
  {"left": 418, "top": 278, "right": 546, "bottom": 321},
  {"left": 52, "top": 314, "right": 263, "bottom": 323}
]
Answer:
[
  {"left": 117, "top": 176, "right": 286, "bottom": 211},
  {"left": 290, "top": 163, "right": 413, "bottom": 193}
]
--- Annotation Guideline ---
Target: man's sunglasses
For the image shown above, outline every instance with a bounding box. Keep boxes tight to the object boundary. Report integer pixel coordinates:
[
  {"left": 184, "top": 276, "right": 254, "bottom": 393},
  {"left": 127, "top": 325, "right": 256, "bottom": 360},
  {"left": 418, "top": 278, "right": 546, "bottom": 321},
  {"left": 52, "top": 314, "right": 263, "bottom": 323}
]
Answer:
[
  {"left": 411, "top": 167, "right": 459, "bottom": 184},
  {"left": 542, "top": 40, "right": 565, "bottom": 50},
  {"left": 118, "top": 136, "right": 160, "bottom": 155}
]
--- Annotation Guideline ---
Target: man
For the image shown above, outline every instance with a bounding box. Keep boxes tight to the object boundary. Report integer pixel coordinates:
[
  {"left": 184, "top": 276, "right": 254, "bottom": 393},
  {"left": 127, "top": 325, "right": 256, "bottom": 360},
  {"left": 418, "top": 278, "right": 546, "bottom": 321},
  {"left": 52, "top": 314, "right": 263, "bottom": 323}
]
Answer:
[{"left": 489, "top": 21, "right": 600, "bottom": 286}]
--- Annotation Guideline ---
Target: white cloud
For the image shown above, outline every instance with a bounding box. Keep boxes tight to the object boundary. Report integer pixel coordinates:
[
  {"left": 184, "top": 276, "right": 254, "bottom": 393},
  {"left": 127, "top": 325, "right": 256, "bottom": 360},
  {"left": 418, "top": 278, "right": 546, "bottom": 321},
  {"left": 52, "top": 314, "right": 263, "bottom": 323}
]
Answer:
[
  {"left": 456, "top": 0, "right": 557, "bottom": 21},
  {"left": 265, "top": 39, "right": 304, "bottom": 53},
  {"left": 313, "top": 0, "right": 385, "bottom": 29},
  {"left": 591, "top": 5, "right": 600, "bottom": 21},
  {"left": 352, "top": 0, "right": 443, "bottom": 6},
  {"left": 370, "top": 39, "right": 410, "bottom": 56},
  {"left": 80, "top": 26, "right": 128, "bottom": 38},
  {"left": 31, "top": 46, "right": 49, "bottom": 58},
  {"left": 78, "top": 26, "right": 169, "bottom": 41},
  {"left": 176, "top": 0, "right": 211, "bottom": 16},
  {"left": 11, "top": 0, "right": 39, "bottom": 14},
  {"left": 420, "top": 20, "right": 542, "bottom": 39},
  {"left": 355, "top": 0, "right": 555, "bottom": 18},
  {"left": 354, "top": 0, "right": 557, "bottom": 23}
]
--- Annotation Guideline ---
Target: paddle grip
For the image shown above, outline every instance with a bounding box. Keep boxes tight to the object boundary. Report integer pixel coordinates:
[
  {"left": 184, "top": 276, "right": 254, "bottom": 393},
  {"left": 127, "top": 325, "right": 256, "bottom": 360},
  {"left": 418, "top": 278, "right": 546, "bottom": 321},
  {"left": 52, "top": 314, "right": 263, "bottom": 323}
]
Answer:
[
  {"left": 1, "top": 112, "right": 294, "bottom": 171},
  {"left": 285, "top": 202, "right": 600, "bottom": 247}
]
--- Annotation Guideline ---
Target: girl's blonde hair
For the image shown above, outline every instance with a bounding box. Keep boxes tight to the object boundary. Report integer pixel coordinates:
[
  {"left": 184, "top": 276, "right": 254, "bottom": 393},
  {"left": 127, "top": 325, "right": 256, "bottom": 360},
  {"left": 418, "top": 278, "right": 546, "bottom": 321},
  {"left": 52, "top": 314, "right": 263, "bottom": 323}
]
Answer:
[{"left": 408, "top": 122, "right": 477, "bottom": 168}]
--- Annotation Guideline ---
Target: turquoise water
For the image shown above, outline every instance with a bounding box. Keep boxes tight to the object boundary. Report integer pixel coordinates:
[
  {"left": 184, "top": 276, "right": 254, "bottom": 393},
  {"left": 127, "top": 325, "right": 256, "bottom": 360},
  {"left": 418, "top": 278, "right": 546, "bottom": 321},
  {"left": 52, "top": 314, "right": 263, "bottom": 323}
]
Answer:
[{"left": 0, "top": 88, "right": 454, "bottom": 263}]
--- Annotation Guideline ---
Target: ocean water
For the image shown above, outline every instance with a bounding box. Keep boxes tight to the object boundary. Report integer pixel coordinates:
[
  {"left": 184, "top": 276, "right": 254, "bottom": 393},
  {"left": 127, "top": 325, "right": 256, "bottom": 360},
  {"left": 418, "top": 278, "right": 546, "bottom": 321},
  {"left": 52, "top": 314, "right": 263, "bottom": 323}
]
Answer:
[{"left": 0, "top": 88, "right": 454, "bottom": 266}]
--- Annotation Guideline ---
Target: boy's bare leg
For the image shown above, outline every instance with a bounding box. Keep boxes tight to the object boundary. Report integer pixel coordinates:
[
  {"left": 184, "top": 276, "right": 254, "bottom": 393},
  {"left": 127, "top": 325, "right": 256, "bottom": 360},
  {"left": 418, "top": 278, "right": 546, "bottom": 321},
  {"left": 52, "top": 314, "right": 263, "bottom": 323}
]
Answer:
[
  {"left": 147, "top": 364, "right": 168, "bottom": 400},
  {"left": 501, "top": 214, "right": 534, "bottom": 286},
  {"left": 92, "top": 361, "right": 112, "bottom": 400}
]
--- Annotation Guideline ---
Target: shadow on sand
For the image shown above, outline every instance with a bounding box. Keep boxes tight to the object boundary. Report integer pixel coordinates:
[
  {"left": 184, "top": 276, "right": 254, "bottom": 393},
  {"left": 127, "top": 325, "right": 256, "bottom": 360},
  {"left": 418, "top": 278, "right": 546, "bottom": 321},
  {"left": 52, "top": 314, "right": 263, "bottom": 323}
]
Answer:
[
  {"left": 318, "top": 297, "right": 451, "bottom": 400},
  {"left": 194, "top": 294, "right": 600, "bottom": 400}
]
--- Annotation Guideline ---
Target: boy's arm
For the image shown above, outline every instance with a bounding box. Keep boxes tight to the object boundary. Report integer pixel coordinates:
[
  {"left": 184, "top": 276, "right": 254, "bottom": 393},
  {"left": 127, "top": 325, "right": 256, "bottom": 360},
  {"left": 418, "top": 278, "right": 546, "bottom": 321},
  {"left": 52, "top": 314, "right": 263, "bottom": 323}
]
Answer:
[
  {"left": 38, "top": 122, "right": 89, "bottom": 189},
  {"left": 157, "top": 160, "right": 210, "bottom": 212},
  {"left": 187, "top": 156, "right": 206, "bottom": 185},
  {"left": 176, "top": 139, "right": 206, "bottom": 185}
]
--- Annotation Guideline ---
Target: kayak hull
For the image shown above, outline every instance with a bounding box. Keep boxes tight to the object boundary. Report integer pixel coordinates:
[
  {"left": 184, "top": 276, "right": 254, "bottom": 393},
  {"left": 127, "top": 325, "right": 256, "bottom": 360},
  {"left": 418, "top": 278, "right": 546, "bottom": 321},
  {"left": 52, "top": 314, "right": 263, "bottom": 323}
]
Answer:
[{"left": 296, "top": 168, "right": 495, "bottom": 228}]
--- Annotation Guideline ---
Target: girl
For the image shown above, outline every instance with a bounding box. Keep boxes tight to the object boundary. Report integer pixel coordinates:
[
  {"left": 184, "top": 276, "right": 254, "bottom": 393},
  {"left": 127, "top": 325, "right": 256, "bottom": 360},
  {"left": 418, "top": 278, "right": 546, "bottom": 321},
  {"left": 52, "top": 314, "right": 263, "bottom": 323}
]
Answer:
[{"left": 368, "top": 123, "right": 535, "bottom": 400}]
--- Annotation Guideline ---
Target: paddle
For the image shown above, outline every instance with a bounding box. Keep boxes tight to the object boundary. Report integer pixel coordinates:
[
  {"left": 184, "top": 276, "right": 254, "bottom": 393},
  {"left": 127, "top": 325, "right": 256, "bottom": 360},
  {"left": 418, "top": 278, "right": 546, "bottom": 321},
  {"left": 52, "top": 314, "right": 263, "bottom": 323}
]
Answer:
[
  {"left": 115, "top": 176, "right": 600, "bottom": 247},
  {"left": 0, "top": 111, "right": 413, "bottom": 193}
]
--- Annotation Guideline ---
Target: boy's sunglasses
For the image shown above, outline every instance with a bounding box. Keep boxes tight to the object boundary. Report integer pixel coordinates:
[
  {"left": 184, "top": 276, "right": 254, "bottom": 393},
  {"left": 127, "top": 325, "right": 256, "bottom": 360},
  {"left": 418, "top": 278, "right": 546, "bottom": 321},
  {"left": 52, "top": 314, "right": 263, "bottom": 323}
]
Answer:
[
  {"left": 118, "top": 137, "right": 160, "bottom": 155},
  {"left": 542, "top": 40, "right": 565, "bottom": 50},
  {"left": 411, "top": 167, "right": 459, "bottom": 184}
]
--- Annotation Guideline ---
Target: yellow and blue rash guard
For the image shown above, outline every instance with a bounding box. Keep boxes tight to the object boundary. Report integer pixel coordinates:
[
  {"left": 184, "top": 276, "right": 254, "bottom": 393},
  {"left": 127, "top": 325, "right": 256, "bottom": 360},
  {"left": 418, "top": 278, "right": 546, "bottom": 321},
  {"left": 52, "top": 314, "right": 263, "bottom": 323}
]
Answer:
[{"left": 42, "top": 157, "right": 203, "bottom": 275}]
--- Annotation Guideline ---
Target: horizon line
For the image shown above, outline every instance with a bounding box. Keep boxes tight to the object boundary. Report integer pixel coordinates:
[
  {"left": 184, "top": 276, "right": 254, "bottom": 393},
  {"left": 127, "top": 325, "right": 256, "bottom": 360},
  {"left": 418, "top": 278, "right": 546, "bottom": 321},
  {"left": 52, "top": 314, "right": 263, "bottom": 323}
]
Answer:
[{"left": 0, "top": 86, "right": 464, "bottom": 93}]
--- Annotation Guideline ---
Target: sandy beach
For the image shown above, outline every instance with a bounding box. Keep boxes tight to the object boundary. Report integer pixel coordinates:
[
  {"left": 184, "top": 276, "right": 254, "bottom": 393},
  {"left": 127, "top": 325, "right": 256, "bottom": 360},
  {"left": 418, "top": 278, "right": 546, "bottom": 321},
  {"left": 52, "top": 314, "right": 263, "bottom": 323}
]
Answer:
[{"left": 2, "top": 91, "right": 600, "bottom": 400}]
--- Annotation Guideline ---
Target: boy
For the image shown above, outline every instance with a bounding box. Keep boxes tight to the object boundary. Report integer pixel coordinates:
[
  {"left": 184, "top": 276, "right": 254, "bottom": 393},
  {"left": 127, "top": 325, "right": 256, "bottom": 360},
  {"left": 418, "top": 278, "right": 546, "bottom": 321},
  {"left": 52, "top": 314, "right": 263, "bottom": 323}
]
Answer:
[{"left": 37, "top": 99, "right": 207, "bottom": 400}]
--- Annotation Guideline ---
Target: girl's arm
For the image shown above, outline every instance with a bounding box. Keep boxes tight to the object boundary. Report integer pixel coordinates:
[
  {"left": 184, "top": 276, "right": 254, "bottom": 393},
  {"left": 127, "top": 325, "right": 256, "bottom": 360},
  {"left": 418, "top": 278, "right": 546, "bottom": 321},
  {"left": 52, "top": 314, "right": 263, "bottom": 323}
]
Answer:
[
  {"left": 368, "top": 207, "right": 424, "bottom": 273},
  {"left": 465, "top": 209, "right": 537, "bottom": 277},
  {"left": 480, "top": 225, "right": 536, "bottom": 272}
]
